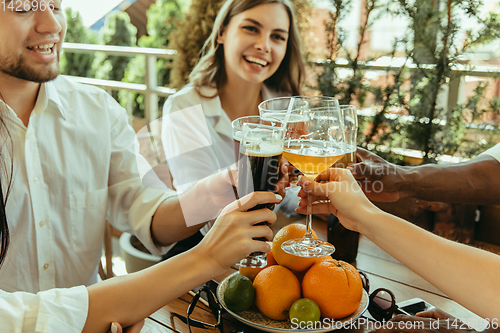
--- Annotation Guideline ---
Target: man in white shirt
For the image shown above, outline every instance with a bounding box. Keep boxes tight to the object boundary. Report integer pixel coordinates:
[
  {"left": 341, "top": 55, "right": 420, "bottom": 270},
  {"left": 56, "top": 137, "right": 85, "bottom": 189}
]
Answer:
[{"left": 0, "top": 0, "right": 227, "bottom": 296}]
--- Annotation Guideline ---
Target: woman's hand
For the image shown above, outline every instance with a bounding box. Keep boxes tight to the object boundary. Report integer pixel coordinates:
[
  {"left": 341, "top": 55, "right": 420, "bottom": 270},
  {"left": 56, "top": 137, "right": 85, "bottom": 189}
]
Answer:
[
  {"left": 295, "top": 168, "right": 378, "bottom": 232},
  {"left": 196, "top": 191, "right": 281, "bottom": 272}
]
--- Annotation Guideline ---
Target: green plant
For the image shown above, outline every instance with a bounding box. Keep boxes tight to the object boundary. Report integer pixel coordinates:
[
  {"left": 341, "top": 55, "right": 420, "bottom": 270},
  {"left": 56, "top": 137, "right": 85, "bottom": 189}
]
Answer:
[
  {"left": 60, "top": 8, "right": 98, "bottom": 78},
  {"left": 93, "top": 12, "right": 137, "bottom": 100},
  {"left": 317, "top": 0, "right": 500, "bottom": 163},
  {"left": 120, "top": 0, "right": 185, "bottom": 118}
]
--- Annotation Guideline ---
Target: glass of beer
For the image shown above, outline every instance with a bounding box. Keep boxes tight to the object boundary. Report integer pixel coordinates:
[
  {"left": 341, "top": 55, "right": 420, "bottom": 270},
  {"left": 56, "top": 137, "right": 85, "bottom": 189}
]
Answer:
[
  {"left": 231, "top": 116, "right": 262, "bottom": 163},
  {"left": 237, "top": 122, "right": 285, "bottom": 268},
  {"left": 334, "top": 105, "right": 358, "bottom": 168},
  {"left": 258, "top": 97, "right": 309, "bottom": 185},
  {"left": 329, "top": 105, "right": 360, "bottom": 263},
  {"left": 280, "top": 96, "right": 345, "bottom": 257}
]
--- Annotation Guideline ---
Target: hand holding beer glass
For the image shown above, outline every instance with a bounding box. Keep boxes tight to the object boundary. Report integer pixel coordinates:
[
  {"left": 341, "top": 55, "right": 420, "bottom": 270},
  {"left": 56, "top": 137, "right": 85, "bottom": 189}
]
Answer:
[
  {"left": 237, "top": 122, "right": 285, "bottom": 268},
  {"left": 280, "top": 96, "right": 345, "bottom": 257}
]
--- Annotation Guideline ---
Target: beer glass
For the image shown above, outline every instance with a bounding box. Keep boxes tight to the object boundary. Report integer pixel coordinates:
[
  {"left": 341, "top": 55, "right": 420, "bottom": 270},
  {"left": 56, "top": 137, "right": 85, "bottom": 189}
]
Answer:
[
  {"left": 329, "top": 105, "right": 360, "bottom": 263},
  {"left": 231, "top": 116, "right": 262, "bottom": 163},
  {"left": 334, "top": 105, "right": 358, "bottom": 168},
  {"left": 281, "top": 96, "right": 345, "bottom": 257},
  {"left": 258, "top": 97, "right": 309, "bottom": 185},
  {"left": 238, "top": 122, "right": 285, "bottom": 268}
]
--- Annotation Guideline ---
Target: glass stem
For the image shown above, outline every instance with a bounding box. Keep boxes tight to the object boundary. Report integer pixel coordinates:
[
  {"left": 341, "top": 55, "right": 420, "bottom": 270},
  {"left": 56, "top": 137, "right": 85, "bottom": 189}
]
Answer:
[{"left": 304, "top": 193, "right": 314, "bottom": 242}]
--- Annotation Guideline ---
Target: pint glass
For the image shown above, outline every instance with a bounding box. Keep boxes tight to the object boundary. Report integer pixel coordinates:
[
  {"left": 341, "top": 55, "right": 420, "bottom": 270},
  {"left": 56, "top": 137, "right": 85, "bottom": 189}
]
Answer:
[
  {"left": 231, "top": 116, "right": 262, "bottom": 163},
  {"left": 238, "top": 122, "right": 285, "bottom": 268},
  {"left": 330, "top": 105, "right": 360, "bottom": 263}
]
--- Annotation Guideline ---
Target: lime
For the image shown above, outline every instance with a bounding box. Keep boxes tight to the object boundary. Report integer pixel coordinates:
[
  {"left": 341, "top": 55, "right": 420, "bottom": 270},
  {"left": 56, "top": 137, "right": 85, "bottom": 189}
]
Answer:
[
  {"left": 224, "top": 274, "right": 255, "bottom": 312},
  {"left": 289, "top": 298, "right": 321, "bottom": 325}
]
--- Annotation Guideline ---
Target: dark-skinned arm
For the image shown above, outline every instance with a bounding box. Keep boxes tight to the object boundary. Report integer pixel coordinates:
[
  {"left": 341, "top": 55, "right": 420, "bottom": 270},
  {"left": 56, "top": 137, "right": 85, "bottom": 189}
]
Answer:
[{"left": 350, "top": 148, "right": 500, "bottom": 205}]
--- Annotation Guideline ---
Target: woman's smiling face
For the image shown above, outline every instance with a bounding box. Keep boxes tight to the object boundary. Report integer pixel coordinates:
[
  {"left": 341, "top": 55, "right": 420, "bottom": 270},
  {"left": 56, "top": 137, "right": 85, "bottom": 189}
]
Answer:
[{"left": 218, "top": 3, "right": 290, "bottom": 86}]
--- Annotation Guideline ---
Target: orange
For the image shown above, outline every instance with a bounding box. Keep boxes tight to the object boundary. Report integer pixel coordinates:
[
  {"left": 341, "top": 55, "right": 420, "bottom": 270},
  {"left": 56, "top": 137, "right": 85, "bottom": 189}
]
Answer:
[
  {"left": 253, "top": 265, "right": 301, "bottom": 320},
  {"left": 272, "top": 224, "right": 329, "bottom": 272},
  {"left": 239, "top": 251, "right": 277, "bottom": 281},
  {"left": 302, "top": 259, "right": 363, "bottom": 319}
]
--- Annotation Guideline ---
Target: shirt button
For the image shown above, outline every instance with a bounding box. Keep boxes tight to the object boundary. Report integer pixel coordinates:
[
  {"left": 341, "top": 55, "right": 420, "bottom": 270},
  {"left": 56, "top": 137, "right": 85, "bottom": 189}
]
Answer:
[
  {"left": 43, "top": 263, "right": 49, "bottom": 270},
  {"left": 33, "top": 177, "right": 38, "bottom": 183},
  {"left": 39, "top": 221, "right": 45, "bottom": 227}
]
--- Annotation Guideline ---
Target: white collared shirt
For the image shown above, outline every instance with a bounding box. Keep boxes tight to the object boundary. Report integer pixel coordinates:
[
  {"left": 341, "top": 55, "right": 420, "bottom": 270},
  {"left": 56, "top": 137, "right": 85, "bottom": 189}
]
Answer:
[{"left": 0, "top": 75, "right": 175, "bottom": 295}]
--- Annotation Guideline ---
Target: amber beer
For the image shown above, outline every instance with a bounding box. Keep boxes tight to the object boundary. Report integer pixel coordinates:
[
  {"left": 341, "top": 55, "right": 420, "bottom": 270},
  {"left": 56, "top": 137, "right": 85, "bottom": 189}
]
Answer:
[
  {"left": 333, "top": 147, "right": 357, "bottom": 168},
  {"left": 238, "top": 149, "right": 283, "bottom": 211},
  {"left": 282, "top": 140, "right": 345, "bottom": 180}
]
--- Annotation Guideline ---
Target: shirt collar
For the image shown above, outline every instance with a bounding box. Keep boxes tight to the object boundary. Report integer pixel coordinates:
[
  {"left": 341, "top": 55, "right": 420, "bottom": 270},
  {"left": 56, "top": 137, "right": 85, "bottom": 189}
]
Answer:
[
  {"left": 197, "top": 86, "right": 222, "bottom": 118},
  {"left": 38, "top": 78, "right": 66, "bottom": 119}
]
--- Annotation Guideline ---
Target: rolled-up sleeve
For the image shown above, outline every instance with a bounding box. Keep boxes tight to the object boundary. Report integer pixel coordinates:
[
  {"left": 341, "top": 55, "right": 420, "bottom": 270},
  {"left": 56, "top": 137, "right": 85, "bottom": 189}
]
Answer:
[
  {"left": 0, "top": 286, "right": 89, "bottom": 333},
  {"left": 105, "top": 95, "right": 176, "bottom": 256}
]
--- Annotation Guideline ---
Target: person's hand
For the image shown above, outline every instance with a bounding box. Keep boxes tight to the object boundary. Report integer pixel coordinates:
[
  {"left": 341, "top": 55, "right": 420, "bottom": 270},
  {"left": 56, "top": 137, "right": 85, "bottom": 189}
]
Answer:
[
  {"left": 179, "top": 167, "right": 242, "bottom": 226},
  {"left": 275, "top": 161, "right": 290, "bottom": 198},
  {"left": 295, "top": 168, "right": 378, "bottom": 232},
  {"left": 348, "top": 148, "right": 405, "bottom": 202},
  {"left": 371, "top": 309, "right": 476, "bottom": 332},
  {"left": 197, "top": 191, "right": 281, "bottom": 272},
  {"left": 109, "top": 320, "right": 145, "bottom": 333}
]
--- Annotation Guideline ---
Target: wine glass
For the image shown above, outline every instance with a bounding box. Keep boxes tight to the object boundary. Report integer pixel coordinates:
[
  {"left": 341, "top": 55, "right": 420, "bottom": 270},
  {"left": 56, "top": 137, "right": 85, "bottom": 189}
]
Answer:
[{"left": 280, "top": 96, "right": 345, "bottom": 257}]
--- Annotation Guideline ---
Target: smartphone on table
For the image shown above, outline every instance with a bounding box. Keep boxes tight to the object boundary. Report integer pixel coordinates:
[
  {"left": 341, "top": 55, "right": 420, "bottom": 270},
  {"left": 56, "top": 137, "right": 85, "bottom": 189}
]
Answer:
[{"left": 396, "top": 298, "right": 435, "bottom": 316}]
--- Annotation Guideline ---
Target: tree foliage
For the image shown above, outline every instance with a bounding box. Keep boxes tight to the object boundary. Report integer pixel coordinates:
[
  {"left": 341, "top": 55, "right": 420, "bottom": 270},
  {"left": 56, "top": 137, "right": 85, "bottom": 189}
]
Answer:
[
  {"left": 60, "top": 8, "right": 98, "bottom": 77},
  {"left": 120, "top": 0, "right": 185, "bottom": 118},
  {"left": 316, "top": 0, "right": 500, "bottom": 163},
  {"left": 93, "top": 12, "right": 137, "bottom": 84}
]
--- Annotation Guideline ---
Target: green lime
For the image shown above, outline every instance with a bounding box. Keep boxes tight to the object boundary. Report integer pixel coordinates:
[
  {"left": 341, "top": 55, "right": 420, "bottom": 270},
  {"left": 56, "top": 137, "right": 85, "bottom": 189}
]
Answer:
[
  {"left": 289, "top": 298, "right": 321, "bottom": 325},
  {"left": 224, "top": 274, "right": 255, "bottom": 312}
]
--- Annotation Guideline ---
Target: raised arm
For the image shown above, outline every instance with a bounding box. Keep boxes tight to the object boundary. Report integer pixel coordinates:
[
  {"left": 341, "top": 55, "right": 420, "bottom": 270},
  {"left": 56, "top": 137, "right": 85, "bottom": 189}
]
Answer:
[
  {"left": 84, "top": 192, "right": 281, "bottom": 333},
  {"left": 296, "top": 170, "right": 500, "bottom": 320},
  {"left": 350, "top": 147, "right": 500, "bottom": 205}
]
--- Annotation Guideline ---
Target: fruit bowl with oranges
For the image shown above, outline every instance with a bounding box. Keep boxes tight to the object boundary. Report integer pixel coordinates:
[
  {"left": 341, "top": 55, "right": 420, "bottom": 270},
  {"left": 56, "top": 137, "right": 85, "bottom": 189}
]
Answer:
[{"left": 216, "top": 224, "right": 369, "bottom": 332}]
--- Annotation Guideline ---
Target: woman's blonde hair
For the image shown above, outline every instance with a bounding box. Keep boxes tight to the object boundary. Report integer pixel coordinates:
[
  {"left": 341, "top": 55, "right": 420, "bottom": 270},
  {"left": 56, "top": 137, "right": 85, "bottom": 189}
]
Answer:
[{"left": 189, "top": 0, "right": 305, "bottom": 97}]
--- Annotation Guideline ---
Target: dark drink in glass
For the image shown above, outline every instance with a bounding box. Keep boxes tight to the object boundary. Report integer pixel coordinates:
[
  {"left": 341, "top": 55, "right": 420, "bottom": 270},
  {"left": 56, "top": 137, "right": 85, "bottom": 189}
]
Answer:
[{"left": 237, "top": 122, "right": 285, "bottom": 268}]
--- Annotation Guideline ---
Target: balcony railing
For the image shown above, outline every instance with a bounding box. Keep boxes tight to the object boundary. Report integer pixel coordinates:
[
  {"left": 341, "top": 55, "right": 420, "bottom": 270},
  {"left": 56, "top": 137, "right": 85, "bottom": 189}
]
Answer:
[
  {"left": 62, "top": 43, "right": 177, "bottom": 124},
  {"left": 63, "top": 43, "right": 500, "bottom": 130}
]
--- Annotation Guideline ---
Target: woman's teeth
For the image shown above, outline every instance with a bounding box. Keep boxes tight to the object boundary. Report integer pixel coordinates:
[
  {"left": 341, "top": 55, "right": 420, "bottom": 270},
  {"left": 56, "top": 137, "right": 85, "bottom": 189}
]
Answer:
[{"left": 245, "top": 56, "right": 268, "bottom": 67}]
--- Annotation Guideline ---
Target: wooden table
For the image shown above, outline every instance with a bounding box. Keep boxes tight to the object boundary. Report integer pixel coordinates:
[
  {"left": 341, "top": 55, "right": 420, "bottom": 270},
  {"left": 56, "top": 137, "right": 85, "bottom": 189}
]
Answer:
[{"left": 142, "top": 216, "right": 485, "bottom": 332}]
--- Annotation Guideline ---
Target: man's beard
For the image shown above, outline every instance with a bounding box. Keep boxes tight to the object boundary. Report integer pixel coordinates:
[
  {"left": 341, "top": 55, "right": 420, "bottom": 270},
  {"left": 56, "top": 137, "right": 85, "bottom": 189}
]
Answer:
[{"left": 0, "top": 52, "right": 60, "bottom": 83}]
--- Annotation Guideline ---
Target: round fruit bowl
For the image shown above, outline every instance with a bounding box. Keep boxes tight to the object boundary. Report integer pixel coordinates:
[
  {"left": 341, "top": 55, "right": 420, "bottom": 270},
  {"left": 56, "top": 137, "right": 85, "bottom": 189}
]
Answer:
[{"left": 217, "top": 272, "right": 369, "bottom": 333}]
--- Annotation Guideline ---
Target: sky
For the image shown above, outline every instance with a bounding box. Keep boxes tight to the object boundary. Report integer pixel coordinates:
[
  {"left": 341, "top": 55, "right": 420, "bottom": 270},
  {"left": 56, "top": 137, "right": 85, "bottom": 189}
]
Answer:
[{"left": 64, "top": 0, "right": 124, "bottom": 27}]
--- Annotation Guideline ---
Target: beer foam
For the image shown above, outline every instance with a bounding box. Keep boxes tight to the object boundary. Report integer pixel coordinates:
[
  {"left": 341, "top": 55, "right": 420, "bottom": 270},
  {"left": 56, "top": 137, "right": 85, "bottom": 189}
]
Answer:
[
  {"left": 244, "top": 142, "right": 283, "bottom": 156},
  {"left": 233, "top": 130, "right": 242, "bottom": 141}
]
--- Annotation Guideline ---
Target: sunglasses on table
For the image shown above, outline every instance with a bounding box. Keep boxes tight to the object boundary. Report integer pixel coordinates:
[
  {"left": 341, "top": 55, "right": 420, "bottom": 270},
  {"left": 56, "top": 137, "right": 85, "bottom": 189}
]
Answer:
[
  {"left": 359, "top": 271, "right": 412, "bottom": 322},
  {"left": 170, "top": 283, "right": 224, "bottom": 333}
]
